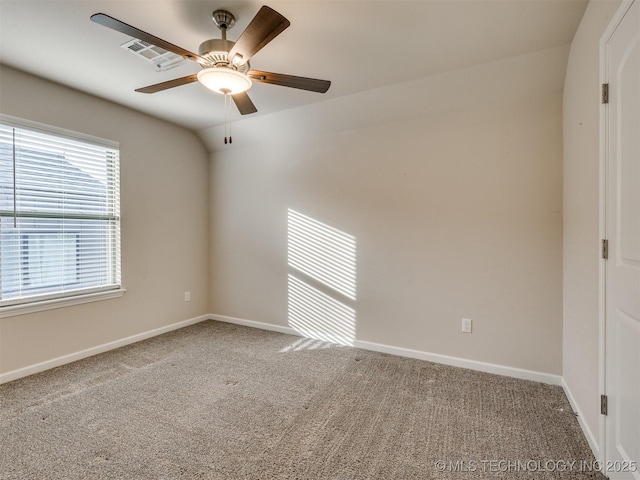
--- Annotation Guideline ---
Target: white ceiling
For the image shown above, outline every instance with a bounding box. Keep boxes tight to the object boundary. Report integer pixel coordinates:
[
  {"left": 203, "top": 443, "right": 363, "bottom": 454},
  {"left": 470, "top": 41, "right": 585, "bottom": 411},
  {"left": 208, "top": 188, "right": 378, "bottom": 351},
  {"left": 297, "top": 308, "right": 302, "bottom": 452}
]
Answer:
[{"left": 0, "top": 0, "right": 587, "bottom": 131}]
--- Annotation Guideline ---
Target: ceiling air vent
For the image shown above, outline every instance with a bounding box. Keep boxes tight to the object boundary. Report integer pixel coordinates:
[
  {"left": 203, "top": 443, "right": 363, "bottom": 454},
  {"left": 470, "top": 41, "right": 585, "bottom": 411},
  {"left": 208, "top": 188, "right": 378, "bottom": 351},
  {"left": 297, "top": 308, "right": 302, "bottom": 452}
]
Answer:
[{"left": 120, "top": 39, "right": 186, "bottom": 71}]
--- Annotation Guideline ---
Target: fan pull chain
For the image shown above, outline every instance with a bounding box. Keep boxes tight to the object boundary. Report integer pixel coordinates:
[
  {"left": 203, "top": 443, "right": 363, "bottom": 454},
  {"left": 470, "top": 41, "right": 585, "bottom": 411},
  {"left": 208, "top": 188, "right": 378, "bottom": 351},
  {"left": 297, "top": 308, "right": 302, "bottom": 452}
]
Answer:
[
  {"left": 221, "top": 89, "right": 234, "bottom": 145},
  {"left": 227, "top": 94, "right": 232, "bottom": 143},
  {"left": 224, "top": 93, "right": 229, "bottom": 144},
  {"left": 221, "top": 91, "right": 233, "bottom": 145}
]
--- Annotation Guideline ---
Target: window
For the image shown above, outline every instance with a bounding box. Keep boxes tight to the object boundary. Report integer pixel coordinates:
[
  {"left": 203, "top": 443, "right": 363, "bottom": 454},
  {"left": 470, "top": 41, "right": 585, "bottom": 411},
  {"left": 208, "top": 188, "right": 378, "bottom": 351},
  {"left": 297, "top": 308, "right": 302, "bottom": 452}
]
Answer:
[{"left": 0, "top": 118, "right": 121, "bottom": 311}]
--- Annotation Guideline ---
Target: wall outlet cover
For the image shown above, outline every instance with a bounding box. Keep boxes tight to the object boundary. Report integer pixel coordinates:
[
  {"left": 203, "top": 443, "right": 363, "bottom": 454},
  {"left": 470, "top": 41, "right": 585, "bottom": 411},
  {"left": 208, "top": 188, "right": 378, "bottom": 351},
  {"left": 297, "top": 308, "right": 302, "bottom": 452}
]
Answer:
[{"left": 462, "top": 318, "right": 472, "bottom": 333}]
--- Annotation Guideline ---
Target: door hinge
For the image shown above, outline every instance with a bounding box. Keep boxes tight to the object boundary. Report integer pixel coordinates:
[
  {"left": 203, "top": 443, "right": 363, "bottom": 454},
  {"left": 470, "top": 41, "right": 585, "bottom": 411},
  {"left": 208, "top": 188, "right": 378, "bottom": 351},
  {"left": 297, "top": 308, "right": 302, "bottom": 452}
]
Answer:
[
  {"left": 602, "top": 83, "right": 609, "bottom": 104},
  {"left": 601, "top": 394, "right": 608, "bottom": 415},
  {"left": 602, "top": 239, "right": 609, "bottom": 259}
]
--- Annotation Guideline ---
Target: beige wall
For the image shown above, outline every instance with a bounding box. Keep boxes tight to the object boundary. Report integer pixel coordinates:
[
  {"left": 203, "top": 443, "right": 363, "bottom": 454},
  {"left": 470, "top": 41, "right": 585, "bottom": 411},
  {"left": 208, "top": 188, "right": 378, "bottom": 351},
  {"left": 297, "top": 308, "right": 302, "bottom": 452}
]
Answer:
[
  {"left": 204, "top": 46, "right": 567, "bottom": 375},
  {"left": 0, "top": 66, "right": 210, "bottom": 375},
  {"left": 562, "top": 0, "right": 622, "bottom": 453}
]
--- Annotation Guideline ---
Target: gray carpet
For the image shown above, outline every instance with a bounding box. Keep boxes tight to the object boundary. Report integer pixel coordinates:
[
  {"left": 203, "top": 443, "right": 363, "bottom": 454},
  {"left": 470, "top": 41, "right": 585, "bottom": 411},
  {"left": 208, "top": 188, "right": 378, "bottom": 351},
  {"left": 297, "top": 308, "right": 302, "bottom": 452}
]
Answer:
[{"left": 1, "top": 320, "right": 603, "bottom": 479}]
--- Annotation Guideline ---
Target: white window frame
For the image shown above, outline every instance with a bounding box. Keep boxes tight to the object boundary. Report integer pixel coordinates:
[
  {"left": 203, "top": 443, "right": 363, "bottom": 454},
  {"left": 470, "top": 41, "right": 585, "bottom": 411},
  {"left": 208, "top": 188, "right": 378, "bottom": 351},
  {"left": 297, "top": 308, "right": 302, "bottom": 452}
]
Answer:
[{"left": 0, "top": 115, "right": 125, "bottom": 318}]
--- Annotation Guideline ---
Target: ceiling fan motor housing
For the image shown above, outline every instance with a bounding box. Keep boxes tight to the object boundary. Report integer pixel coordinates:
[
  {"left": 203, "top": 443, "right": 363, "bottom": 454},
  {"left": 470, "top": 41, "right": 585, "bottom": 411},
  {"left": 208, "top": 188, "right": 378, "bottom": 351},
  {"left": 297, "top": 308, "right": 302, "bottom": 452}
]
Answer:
[{"left": 198, "top": 38, "right": 250, "bottom": 73}]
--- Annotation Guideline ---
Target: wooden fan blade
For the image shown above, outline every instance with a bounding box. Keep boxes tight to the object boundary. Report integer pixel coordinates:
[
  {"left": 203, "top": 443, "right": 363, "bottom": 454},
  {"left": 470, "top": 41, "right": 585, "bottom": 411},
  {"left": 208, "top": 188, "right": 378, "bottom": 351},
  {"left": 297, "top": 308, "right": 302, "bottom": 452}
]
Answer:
[
  {"left": 231, "top": 92, "right": 258, "bottom": 115},
  {"left": 90, "top": 13, "right": 208, "bottom": 65},
  {"left": 227, "top": 6, "right": 290, "bottom": 65},
  {"left": 135, "top": 74, "right": 199, "bottom": 94},
  {"left": 248, "top": 70, "right": 331, "bottom": 93}
]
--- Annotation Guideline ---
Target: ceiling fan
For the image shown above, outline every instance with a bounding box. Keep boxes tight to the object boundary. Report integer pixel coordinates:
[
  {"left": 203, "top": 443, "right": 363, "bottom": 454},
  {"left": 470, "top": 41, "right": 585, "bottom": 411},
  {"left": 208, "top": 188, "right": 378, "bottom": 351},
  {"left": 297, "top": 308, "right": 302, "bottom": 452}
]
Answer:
[{"left": 90, "top": 6, "right": 331, "bottom": 116}]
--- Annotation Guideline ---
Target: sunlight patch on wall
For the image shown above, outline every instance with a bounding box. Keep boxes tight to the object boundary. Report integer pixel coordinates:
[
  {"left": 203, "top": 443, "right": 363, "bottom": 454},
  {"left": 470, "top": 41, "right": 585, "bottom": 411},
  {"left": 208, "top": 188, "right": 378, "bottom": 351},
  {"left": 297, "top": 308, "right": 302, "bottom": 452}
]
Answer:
[
  {"left": 288, "top": 275, "right": 356, "bottom": 345},
  {"left": 287, "top": 209, "right": 356, "bottom": 347},
  {"left": 287, "top": 209, "right": 356, "bottom": 300}
]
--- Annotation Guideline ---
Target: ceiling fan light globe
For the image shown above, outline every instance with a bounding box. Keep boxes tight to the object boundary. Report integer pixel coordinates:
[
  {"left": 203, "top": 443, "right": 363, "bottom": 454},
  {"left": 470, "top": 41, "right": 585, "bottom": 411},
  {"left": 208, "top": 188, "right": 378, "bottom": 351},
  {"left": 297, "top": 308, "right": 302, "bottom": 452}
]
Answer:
[{"left": 197, "top": 67, "right": 252, "bottom": 95}]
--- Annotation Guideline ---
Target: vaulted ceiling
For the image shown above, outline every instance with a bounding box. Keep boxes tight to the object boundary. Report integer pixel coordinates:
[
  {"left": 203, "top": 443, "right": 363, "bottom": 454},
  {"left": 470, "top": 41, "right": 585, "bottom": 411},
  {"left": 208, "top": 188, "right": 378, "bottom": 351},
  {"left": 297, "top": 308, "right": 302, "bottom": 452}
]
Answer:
[{"left": 0, "top": 0, "right": 588, "bottom": 131}]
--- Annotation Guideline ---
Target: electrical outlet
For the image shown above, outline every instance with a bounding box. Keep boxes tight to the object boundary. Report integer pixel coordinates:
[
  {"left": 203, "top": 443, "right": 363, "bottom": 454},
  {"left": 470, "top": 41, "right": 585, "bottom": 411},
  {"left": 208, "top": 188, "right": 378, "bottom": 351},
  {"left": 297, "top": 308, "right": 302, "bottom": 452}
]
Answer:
[
  {"left": 462, "top": 318, "right": 472, "bottom": 333},
  {"left": 184, "top": 291, "right": 191, "bottom": 302}
]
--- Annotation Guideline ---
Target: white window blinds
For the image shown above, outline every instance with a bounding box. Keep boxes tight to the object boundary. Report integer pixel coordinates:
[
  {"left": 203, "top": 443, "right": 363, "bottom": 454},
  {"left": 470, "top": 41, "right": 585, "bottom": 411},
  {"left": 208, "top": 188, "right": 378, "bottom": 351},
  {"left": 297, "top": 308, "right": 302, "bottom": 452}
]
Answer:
[{"left": 0, "top": 120, "right": 120, "bottom": 306}]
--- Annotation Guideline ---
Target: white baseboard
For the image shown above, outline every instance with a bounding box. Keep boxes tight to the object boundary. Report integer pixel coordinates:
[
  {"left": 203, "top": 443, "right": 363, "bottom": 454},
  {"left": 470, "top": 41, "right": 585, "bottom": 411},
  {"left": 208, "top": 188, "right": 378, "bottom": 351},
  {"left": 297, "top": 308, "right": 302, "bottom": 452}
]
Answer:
[
  {"left": 353, "top": 338, "right": 563, "bottom": 385},
  {"left": 562, "top": 378, "right": 600, "bottom": 459},
  {"left": 210, "top": 313, "right": 299, "bottom": 336},
  {"left": 0, "top": 314, "right": 210, "bottom": 385},
  {"left": 210, "top": 314, "right": 563, "bottom": 386},
  {"left": 1, "top": 312, "right": 564, "bottom": 389}
]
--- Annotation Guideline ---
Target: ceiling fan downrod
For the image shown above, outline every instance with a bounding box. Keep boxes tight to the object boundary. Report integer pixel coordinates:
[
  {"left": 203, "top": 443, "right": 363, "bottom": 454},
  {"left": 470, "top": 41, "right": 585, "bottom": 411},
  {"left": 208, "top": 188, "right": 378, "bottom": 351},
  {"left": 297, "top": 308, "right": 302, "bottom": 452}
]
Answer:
[{"left": 211, "top": 9, "right": 235, "bottom": 57}]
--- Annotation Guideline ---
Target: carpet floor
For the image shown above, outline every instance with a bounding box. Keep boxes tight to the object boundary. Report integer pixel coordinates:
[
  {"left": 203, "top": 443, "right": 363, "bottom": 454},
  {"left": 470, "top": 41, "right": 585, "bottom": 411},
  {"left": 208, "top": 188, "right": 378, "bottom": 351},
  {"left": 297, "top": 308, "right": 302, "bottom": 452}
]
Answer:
[{"left": 1, "top": 320, "right": 603, "bottom": 479}]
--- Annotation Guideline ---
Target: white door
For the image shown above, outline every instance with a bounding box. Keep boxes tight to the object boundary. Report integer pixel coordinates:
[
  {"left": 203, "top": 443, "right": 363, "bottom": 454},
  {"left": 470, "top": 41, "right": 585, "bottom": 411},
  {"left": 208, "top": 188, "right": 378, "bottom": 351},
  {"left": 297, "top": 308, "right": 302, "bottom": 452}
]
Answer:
[{"left": 604, "top": 1, "right": 640, "bottom": 479}]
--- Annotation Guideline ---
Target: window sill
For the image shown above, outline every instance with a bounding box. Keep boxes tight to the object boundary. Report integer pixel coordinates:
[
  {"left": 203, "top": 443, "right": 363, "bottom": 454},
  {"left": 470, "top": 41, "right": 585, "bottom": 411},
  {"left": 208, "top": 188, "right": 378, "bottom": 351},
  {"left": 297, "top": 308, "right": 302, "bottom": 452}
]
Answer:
[{"left": 0, "top": 288, "right": 126, "bottom": 318}]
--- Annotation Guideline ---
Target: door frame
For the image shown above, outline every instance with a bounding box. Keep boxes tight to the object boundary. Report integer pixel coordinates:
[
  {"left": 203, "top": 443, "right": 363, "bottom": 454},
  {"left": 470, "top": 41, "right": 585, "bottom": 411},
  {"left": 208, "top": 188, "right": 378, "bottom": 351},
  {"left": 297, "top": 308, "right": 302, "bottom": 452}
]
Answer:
[{"left": 598, "top": 0, "right": 637, "bottom": 467}]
